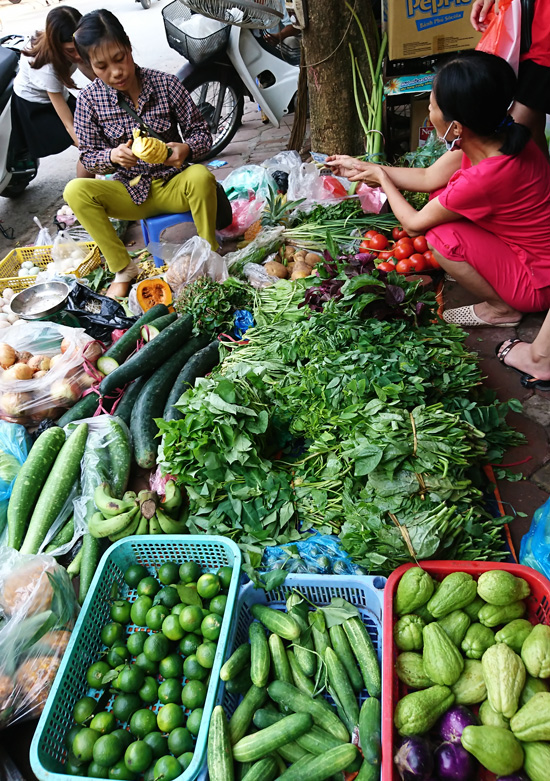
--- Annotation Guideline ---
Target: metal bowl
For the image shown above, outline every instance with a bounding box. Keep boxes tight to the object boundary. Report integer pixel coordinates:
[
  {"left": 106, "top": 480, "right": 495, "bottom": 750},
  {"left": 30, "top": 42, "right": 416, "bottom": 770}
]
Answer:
[{"left": 10, "top": 282, "right": 71, "bottom": 321}]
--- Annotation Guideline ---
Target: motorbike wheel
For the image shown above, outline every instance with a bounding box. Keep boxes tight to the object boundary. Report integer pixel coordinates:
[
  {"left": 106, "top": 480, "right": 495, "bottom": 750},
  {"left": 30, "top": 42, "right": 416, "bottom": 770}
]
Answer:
[
  {"left": 183, "top": 72, "right": 244, "bottom": 161},
  {"left": 140, "top": 0, "right": 152, "bottom": 8}
]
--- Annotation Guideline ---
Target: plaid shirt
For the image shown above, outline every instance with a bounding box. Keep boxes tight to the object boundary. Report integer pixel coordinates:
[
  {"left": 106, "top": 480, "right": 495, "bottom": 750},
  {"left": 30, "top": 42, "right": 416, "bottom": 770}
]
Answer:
[{"left": 74, "top": 67, "right": 212, "bottom": 204}]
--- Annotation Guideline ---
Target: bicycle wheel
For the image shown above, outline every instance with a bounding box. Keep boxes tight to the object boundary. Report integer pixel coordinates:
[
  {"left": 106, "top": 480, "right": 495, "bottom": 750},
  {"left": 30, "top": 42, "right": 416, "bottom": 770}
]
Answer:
[{"left": 183, "top": 71, "right": 244, "bottom": 161}]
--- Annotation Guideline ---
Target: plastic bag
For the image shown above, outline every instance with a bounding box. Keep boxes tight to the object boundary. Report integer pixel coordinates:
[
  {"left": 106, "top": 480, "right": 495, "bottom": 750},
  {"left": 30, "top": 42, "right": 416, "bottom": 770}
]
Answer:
[
  {"left": 217, "top": 197, "right": 265, "bottom": 239},
  {"left": 50, "top": 231, "right": 87, "bottom": 275},
  {"left": 32, "top": 217, "right": 52, "bottom": 248},
  {"left": 243, "top": 262, "right": 278, "bottom": 288},
  {"left": 261, "top": 533, "right": 367, "bottom": 575},
  {"left": 0, "top": 421, "right": 30, "bottom": 538},
  {"left": 224, "top": 226, "right": 284, "bottom": 277},
  {"left": 476, "top": 0, "right": 521, "bottom": 73},
  {"left": 356, "top": 182, "right": 387, "bottom": 213},
  {"left": 0, "top": 547, "right": 79, "bottom": 728},
  {"left": 287, "top": 161, "right": 326, "bottom": 203},
  {"left": 221, "top": 164, "right": 274, "bottom": 203},
  {"left": 128, "top": 276, "right": 165, "bottom": 316},
  {"left": 64, "top": 281, "right": 137, "bottom": 342},
  {"left": 520, "top": 497, "right": 550, "bottom": 579},
  {"left": 263, "top": 150, "right": 302, "bottom": 175},
  {"left": 0, "top": 320, "right": 96, "bottom": 427},
  {"left": 161, "top": 236, "right": 228, "bottom": 297}
]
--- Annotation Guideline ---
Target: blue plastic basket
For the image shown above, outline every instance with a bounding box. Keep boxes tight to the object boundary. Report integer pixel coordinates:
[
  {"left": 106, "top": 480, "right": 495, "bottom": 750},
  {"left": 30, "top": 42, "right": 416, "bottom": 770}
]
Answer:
[
  {"left": 198, "top": 573, "right": 386, "bottom": 780},
  {"left": 30, "top": 535, "right": 242, "bottom": 781}
]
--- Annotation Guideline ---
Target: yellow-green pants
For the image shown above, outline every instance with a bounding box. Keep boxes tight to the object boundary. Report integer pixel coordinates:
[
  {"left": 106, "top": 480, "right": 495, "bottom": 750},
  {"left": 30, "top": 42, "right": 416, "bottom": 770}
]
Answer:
[{"left": 63, "top": 165, "right": 218, "bottom": 273}]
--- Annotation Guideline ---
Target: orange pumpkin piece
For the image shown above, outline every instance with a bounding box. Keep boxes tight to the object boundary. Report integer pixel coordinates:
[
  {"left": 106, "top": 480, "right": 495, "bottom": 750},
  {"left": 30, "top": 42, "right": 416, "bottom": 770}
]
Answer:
[{"left": 136, "top": 278, "right": 173, "bottom": 312}]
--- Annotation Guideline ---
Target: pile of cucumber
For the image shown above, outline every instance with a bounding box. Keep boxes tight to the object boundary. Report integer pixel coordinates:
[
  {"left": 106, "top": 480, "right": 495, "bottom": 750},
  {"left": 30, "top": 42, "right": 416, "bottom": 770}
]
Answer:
[{"left": 208, "top": 594, "right": 382, "bottom": 781}]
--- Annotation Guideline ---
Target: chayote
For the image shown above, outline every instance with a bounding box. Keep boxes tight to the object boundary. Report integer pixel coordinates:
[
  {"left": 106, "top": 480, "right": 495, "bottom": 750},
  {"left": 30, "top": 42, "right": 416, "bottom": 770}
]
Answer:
[
  {"left": 522, "top": 740, "right": 550, "bottom": 781},
  {"left": 437, "top": 609, "right": 471, "bottom": 647},
  {"left": 495, "top": 618, "right": 534, "bottom": 654},
  {"left": 395, "top": 652, "right": 434, "bottom": 690},
  {"left": 461, "top": 623, "right": 496, "bottom": 660},
  {"left": 394, "top": 685, "right": 454, "bottom": 736},
  {"left": 427, "top": 572, "right": 477, "bottom": 619},
  {"left": 521, "top": 624, "right": 550, "bottom": 678},
  {"left": 461, "top": 725, "right": 524, "bottom": 776},
  {"left": 510, "top": 691, "right": 550, "bottom": 741},
  {"left": 450, "top": 659, "right": 487, "bottom": 705},
  {"left": 477, "top": 570, "right": 531, "bottom": 606},
  {"left": 394, "top": 567, "right": 434, "bottom": 616},
  {"left": 393, "top": 614, "right": 425, "bottom": 651},
  {"left": 482, "top": 642, "right": 526, "bottom": 718},
  {"left": 423, "top": 622, "right": 464, "bottom": 686},
  {"left": 478, "top": 600, "right": 526, "bottom": 628},
  {"left": 479, "top": 699, "right": 510, "bottom": 730},
  {"left": 520, "top": 675, "right": 550, "bottom": 707}
]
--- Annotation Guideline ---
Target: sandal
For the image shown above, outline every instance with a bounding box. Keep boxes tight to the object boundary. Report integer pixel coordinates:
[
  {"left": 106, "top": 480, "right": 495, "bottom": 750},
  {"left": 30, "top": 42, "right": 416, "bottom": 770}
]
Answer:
[
  {"left": 443, "top": 305, "right": 521, "bottom": 328},
  {"left": 496, "top": 339, "right": 550, "bottom": 391}
]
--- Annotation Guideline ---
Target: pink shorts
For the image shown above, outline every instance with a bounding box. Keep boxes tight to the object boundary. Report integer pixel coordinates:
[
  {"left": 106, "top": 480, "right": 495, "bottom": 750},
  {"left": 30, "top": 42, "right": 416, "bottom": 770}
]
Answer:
[{"left": 426, "top": 220, "right": 550, "bottom": 313}]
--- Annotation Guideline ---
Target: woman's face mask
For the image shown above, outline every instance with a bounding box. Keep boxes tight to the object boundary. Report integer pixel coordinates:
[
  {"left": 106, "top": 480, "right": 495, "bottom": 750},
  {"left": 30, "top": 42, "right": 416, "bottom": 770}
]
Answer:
[{"left": 439, "top": 122, "right": 461, "bottom": 152}]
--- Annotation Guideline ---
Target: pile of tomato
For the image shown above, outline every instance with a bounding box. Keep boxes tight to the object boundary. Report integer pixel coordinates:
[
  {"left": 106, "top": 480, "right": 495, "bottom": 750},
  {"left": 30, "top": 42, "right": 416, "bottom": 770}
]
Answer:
[{"left": 359, "top": 227, "right": 440, "bottom": 275}]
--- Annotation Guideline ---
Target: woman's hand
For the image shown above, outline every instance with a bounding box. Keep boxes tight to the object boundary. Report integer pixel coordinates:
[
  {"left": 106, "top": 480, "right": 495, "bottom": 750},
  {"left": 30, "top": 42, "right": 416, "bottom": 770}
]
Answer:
[
  {"left": 110, "top": 141, "right": 139, "bottom": 168},
  {"left": 324, "top": 155, "right": 368, "bottom": 178},
  {"left": 347, "top": 163, "right": 389, "bottom": 187},
  {"left": 166, "top": 142, "right": 190, "bottom": 168},
  {"left": 470, "top": 0, "right": 497, "bottom": 32}
]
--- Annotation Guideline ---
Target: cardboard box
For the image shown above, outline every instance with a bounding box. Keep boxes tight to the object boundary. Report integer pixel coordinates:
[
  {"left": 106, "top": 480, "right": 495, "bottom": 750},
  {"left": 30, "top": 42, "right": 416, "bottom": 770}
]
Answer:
[
  {"left": 385, "top": 0, "right": 481, "bottom": 61},
  {"left": 409, "top": 96, "right": 434, "bottom": 150}
]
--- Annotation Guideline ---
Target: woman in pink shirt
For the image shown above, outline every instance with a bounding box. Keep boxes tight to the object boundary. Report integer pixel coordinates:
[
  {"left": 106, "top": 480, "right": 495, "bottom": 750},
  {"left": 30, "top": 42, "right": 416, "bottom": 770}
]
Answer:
[{"left": 326, "top": 51, "right": 550, "bottom": 336}]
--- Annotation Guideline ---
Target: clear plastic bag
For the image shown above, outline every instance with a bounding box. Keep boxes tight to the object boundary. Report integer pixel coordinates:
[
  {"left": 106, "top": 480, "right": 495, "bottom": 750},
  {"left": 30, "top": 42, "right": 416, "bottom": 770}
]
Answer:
[
  {"left": 217, "top": 197, "right": 265, "bottom": 239},
  {"left": 155, "top": 236, "right": 228, "bottom": 297},
  {"left": 0, "top": 321, "right": 96, "bottom": 427},
  {"left": 0, "top": 421, "right": 30, "bottom": 539},
  {"left": 520, "top": 497, "right": 550, "bottom": 579},
  {"left": 243, "top": 262, "right": 279, "bottom": 289},
  {"left": 224, "top": 226, "right": 285, "bottom": 278},
  {"left": 221, "top": 164, "right": 274, "bottom": 203},
  {"left": 48, "top": 231, "right": 87, "bottom": 275},
  {"left": 32, "top": 217, "right": 52, "bottom": 248},
  {"left": 262, "top": 150, "right": 302, "bottom": 175},
  {"left": 0, "top": 547, "right": 79, "bottom": 728},
  {"left": 261, "top": 533, "right": 367, "bottom": 575}
]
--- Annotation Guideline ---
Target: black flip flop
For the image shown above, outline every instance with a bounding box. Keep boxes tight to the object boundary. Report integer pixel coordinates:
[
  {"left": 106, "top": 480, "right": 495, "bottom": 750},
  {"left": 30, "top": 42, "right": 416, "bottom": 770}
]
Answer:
[{"left": 495, "top": 340, "right": 550, "bottom": 391}]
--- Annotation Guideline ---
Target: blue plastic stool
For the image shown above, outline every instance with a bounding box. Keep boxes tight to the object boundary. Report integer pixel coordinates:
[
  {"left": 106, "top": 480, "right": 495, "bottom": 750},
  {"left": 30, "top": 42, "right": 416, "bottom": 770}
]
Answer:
[{"left": 141, "top": 212, "right": 195, "bottom": 267}]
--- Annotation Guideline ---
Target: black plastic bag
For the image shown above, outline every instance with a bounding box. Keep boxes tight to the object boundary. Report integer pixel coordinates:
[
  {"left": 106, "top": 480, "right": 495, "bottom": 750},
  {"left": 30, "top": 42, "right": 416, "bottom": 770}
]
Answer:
[{"left": 65, "top": 282, "right": 137, "bottom": 342}]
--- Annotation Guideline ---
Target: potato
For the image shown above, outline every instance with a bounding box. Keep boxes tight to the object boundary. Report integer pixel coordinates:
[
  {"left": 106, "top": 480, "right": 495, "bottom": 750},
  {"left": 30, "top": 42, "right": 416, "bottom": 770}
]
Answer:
[
  {"left": 305, "top": 252, "right": 322, "bottom": 267},
  {"left": 284, "top": 245, "right": 296, "bottom": 260},
  {"left": 291, "top": 269, "right": 310, "bottom": 280},
  {"left": 264, "top": 260, "right": 289, "bottom": 279},
  {"left": 294, "top": 250, "right": 307, "bottom": 261}
]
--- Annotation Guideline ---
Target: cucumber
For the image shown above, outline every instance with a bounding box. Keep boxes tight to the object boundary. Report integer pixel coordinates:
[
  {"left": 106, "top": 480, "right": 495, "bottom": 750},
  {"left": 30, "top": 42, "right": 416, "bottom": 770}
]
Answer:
[
  {"left": 111, "top": 375, "right": 148, "bottom": 428},
  {"left": 141, "top": 312, "right": 177, "bottom": 341},
  {"left": 7, "top": 426, "right": 66, "bottom": 550},
  {"left": 100, "top": 314, "right": 193, "bottom": 396},
  {"left": 309, "top": 611, "right": 331, "bottom": 670},
  {"left": 130, "top": 336, "right": 201, "bottom": 469},
  {"left": 163, "top": 336, "right": 216, "bottom": 421},
  {"left": 324, "top": 647, "right": 359, "bottom": 732},
  {"left": 226, "top": 669, "right": 252, "bottom": 696},
  {"left": 329, "top": 624, "right": 364, "bottom": 694},
  {"left": 44, "top": 516, "right": 75, "bottom": 554},
  {"left": 287, "top": 649, "right": 315, "bottom": 696},
  {"left": 295, "top": 724, "right": 347, "bottom": 756},
  {"left": 208, "top": 705, "right": 234, "bottom": 781},
  {"left": 240, "top": 756, "right": 278, "bottom": 781},
  {"left": 267, "top": 680, "right": 349, "bottom": 743},
  {"left": 355, "top": 758, "right": 380, "bottom": 781},
  {"left": 278, "top": 744, "right": 359, "bottom": 781},
  {"left": 103, "top": 303, "right": 169, "bottom": 364},
  {"left": 250, "top": 621, "right": 270, "bottom": 688},
  {"left": 358, "top": 697, "right": 381, "bottom": 773},
  {"left": 57, "top": 393, "right": 100, "bottom": 427},
  {"left": 106, "top": 416, "right": 131, "bottom": 498},
  {"left": 343, "top": 617, "right": 381, "bottom": 698},
  {"left": 79, "top": 533, "right": 101, "bottom": 605},
  {"left": 251, "top": 605, "right": 301, "bottom": 642},
  {"left": 268, "top": 634, "right": 293, "bottom": 685},
  {"left": 221, "top": 643, "right": 251, "bottom": 682},
  {"left": 20, "top": 423, "right": 89, "bottom": 555},
  {"left": 229, "top": 685, "right": 267, "bottom": 745},
  {"left": 252, "top": 709, "right": 310, "bottom": 764},
  {"left": 66, "top": 546, "right": 83, "bottom": 579},
  {"left": 287, "top": 595, "right": 316, "bottom": 678},
  {"left": 232, "top": 712, "right": 313, "bottom": 763},
  {"left": 96, "top": 355, "right": 119, "bottom": 376}
]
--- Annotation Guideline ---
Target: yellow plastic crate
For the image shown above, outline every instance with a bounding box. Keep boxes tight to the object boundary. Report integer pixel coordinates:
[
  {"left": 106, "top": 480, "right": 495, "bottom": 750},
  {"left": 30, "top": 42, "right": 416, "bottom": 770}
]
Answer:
[{"left": 0, "top": 242, "right": 101, "bottom": 293}]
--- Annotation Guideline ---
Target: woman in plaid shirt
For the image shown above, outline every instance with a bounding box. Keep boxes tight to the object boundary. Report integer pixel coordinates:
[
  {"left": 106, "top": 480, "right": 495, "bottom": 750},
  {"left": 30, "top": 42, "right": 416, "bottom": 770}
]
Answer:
[{"left": 64, "top": 9, "right": 216, "bottom": 298}]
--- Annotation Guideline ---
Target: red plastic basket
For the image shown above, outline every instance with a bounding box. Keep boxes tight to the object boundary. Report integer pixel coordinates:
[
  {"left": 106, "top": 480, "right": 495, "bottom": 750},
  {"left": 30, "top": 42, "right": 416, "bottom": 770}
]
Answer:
[{"left": 382, "top": 560, "right": 550, "bottom": 781}]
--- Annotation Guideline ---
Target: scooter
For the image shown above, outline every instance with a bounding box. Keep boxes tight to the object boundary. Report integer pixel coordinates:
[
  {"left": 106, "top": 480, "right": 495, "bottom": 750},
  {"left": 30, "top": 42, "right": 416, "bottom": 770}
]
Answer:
[
  {"left": 163, "top": 0, "right": 300, "bottom": 160},
  {"left": 0, "top": 35, "right": 38, "bottom": 198}
]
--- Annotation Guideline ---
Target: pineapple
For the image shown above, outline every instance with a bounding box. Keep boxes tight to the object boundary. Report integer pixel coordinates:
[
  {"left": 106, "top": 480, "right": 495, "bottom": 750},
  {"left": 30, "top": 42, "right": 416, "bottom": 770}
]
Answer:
[{"left": 244, "top": 191, "right": 305, "bottom": 242}]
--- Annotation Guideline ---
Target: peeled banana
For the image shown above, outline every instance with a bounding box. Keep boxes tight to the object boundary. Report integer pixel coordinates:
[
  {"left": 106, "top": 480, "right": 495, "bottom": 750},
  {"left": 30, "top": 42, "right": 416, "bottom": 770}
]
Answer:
[{"left": 131, "top": 128, "right": 169, "bottom": 164}]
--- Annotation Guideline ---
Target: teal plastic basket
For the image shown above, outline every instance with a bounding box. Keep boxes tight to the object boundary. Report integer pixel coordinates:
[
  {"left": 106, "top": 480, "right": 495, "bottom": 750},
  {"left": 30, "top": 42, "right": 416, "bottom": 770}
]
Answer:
[{"left": 30, "top": 535, "right": 241, "bottom": 781}]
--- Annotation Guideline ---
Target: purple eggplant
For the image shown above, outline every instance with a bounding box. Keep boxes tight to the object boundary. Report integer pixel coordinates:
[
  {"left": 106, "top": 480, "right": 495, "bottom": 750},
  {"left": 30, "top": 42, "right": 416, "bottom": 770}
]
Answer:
[
  {"left": 436, "top": 705, "right": 478, "bottom": 744},
  {"left": 394, "top": 736, "right": 434, "bottom": 781},
  {"left": 435, "top": 741, "right": 478, "bottom": 781}
]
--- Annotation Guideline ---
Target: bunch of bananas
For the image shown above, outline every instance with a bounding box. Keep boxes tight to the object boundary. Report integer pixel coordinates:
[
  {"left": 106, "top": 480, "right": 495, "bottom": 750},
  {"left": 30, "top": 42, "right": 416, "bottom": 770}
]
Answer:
[
  {"left": 131, "top": 128, "right": 169, "bottom": 165},
  {"left": 89, "top": 481, "right": 185, "bottom": 542}
]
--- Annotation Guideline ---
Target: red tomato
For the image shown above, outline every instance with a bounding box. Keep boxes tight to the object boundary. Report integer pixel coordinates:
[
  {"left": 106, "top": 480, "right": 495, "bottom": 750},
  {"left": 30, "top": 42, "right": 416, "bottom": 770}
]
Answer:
[
  {"left": 369, "top": 233, "right": 388, "bottom": 251},
  {"left": 396, "top": 237, "right": 414, "bottom": 247},
  {"left": 392, "top": 227, "right": 409, "bottom": 240},
  {"left": 413, "top": 236, "right": 428, "bottom": 253},
  {"left": 395, "top": 258, "right": 415, "bottom": 274},
  {"left": 423, "top": 250, "right": 440, "bottom": 269},
  {"left": 376, "top": 261, "right": 396, "bottom": 273},
  {"left": 377, "top": 251, "right": 393, "bottom": 260},
  {"left": 364, "top": 230, "right": 378, "bottom": 239},
  {"left": 393, "top": 243, "right": 414, "bottom": 261},
  {"left": 359, "top": 239, "right": 371, "bottom": 252},
  {"left": 409, "top": 253, "right": 428, "bottom": 272}
]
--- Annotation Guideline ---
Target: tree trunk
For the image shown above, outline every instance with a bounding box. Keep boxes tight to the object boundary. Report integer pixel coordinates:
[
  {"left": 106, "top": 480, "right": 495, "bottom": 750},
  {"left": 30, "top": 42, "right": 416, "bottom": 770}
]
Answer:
[{"left": 302, "top": 0, "right": 379, "bottom": 156}]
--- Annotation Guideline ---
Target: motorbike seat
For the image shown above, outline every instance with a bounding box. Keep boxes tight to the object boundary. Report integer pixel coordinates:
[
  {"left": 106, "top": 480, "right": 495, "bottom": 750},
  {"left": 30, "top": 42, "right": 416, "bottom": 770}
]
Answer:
[{"left": 0, "top": 47, "right": 19, "bottom": 97}]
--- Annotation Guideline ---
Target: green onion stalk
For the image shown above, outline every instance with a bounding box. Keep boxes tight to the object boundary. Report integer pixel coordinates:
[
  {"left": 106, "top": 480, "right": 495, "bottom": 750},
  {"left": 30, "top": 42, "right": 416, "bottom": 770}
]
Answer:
[{"left": 282, "top": 213, "right": 398, "bottom": 251}]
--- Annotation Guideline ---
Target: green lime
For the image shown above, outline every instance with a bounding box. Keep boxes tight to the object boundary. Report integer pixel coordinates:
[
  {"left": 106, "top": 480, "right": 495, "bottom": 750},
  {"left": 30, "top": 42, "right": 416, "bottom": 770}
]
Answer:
[
  {"left": 65, "top": 724, "right": 81, "bottom": 748},
  {"left": 196, "top": 573, "right": 220, "bottom": 600},
  {"left": 183, "top": 654, "right": 208, "bottom": 681},
  {"left": 217, "top": 566, "right": 232, "bottom": 590},
  {"left": 201, "top": 608, "right": 210, "bottom": 619},
  {"left": 153, "top": 756, "right": 182, "bottom": 781},
  {"left": 73, "top": 695, "right": 97, "bottom": 724},
  {"left": 66, "top": 756, "right": 88, "bottom": 776},
  {"left": 88, "top": 760, "right": 110, "bottom": 778},
  {"left": 116, "top": 665, "right": 145, "bottom": 694},
  {"left": 159, "top": 653, "right": 183, "bottom": 679},
  {"left": 138, "top": 676, "right": 159, "bottom": 705},
  {"left": 143, "top": 732, "right": 168, "bottom": 759},
  {"left": 110, "top": 600, "right": 132, "bottom": 624},
  {"left": 135, "top": 652, "right": 159, "bottom": 677},
  {"left": 178, "top": 633, "right": 201, "bottom": 657},
  {"left": 87, "top": 661, "right": 111, "bottom": 689},
  {"left": 180, "top": 680, "right": 206, "bottom": 710},
  {"left": 108, "top": 759, "right": 137, "bottom": 780},
  {"left": 200, "top": 613, "right": 222, "bottom": 642},
  {"left": 130, "top": 596, "right": 153, "bottom": 627},
  {"left": 157, "top": 703, "right": 185, "bottom": 733},
  {"left": 179, "top": 561, "right": 201, "bottom": 584},
  {"left": 170, "top": 603, "right": 185, "bottom": 617},
  {"left": 143, "top": 632, "right": 170, "bottom": 662},
  {"left": 107, "top": 644, "right": 131, "bottom": 667},
  {"left": 146, "top": 604, "right": 170, "bottom": 631},
  {"left": 129, "top": 708, "right": 158, "bottom": 739},
  {"left": 93, "top": 733, "right": 124, "bottom": 767},
  {"left": 154, "top": 586, "right": 180, "bottom": 609},
  {"left": 179, "top": 605, "right": 203, "bottom": 633},
  {"left": 90, "top": 711, "right": 117, "bottom": 735},
  {"left": 112, "top": 730, "right": 134, "bottom": 750},
  {"left": 124, "top": 739, "right": 153, "bottom": 774},
  {"left": 137, "top": 577, "right": 160, "bottom": 598},
  {"left": 158, "top": 562, "right": 180, "bottom": 586},
  {"left": 126, "top": 631, "right": 147, "bottom": 656},
  {"left": 186, "top": 708, "right": 203, "bottom": 737},
  {"left": 158, "top": 678, "right": 182, "bottom": 705},
  {"left": 124, "top": 564, "right": 149, "bottom": 589},
  {"left": 162, "top": 614, "right": 185, "bottom": 641},
  {"left": 208, "top": 594, "right": 227, "bottom": 616},
  {"left": 177, "top": 751, "right": 194, "bottom": 770},
  {"left": 143, "top": 767, "right": 155, "bottom": 781},
  {"left": 167, "top": 726, "right": 194, "bottom": 756},
  {"left": 101, "top": 622, "right": 125, "bottom": 647},
  {"left": 73, "top": 728, "right": 101, "bottom": 763},
  {"left": 196, "top": 641, "right": 216, "bottom": 669},
  {"left": 112, "top": 693, "right": 142, "bottom": 723}
]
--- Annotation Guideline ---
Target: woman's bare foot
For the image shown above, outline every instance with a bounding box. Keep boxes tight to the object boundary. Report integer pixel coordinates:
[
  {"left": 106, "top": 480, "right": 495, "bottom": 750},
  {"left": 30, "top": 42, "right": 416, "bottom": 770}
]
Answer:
[
  {"left": 496, "top": 339, "right": 550, "bottom": 381},
  {"left": 105, "top": 281, "right": 131, "bottom": 299},
  {"left": 105, "top": 261, "right": 140, "bottom": 300},
  {"left": 474, "top": 301, "right": 522, "bottom": 326}
]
